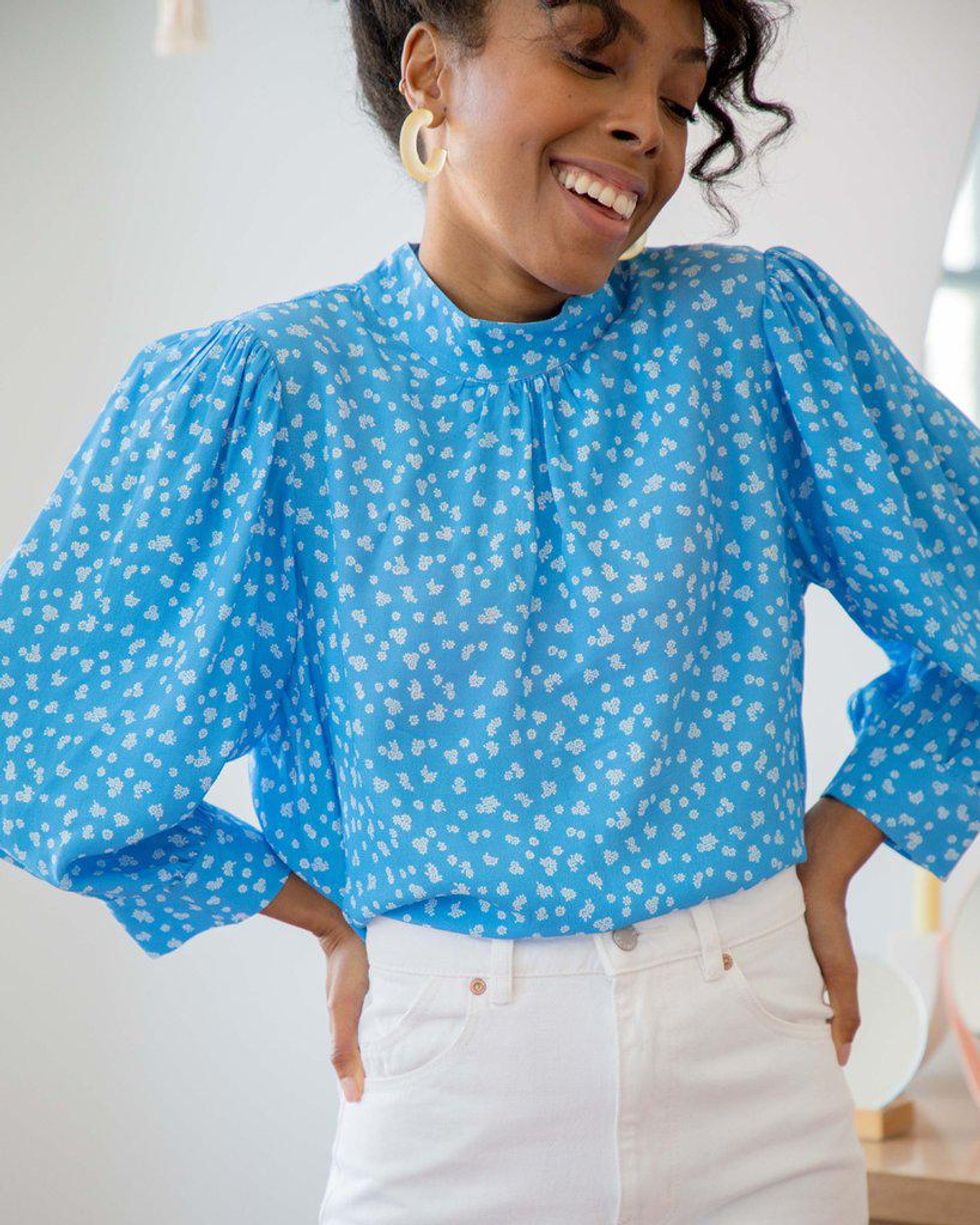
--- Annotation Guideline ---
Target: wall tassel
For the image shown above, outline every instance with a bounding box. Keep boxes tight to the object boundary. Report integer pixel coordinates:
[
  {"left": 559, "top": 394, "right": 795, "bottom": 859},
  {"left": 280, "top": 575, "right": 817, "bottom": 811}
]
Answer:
[{"left": 154, "top": 0, "right": 209, "bottom": 56}]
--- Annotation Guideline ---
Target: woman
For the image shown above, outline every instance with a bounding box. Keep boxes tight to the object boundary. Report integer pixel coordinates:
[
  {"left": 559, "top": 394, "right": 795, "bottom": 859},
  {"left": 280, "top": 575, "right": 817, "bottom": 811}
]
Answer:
[{"left": 2, "top": 0, "right": 977, "bottom": 1221}]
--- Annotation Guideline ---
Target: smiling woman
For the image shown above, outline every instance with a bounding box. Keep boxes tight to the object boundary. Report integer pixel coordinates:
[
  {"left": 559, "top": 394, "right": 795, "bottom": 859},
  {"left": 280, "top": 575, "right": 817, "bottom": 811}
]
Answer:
[
  {"left": 346, "top": 0, "right": 796, "bottom": 234},
  {"left": 337, "top": 0, "right": 797, "bottom": 323},
  {"left": 6, "top": 1, "right": 977, "bottom": 1222}
]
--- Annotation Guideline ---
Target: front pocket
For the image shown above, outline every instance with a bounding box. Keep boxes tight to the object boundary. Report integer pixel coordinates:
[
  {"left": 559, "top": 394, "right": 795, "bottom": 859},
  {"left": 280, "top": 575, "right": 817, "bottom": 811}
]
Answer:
[
  {"left": 723, "top": 914, "right": 835, "bottom": 1041},
  {"left": 357, "top": 966, "right": 482, "bottom": 1088}
]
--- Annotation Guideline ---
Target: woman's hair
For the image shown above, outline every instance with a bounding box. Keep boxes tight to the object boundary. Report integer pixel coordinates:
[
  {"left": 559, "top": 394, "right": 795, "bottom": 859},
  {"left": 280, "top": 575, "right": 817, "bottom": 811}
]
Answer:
[{"left": 340, "top": 0, "right": 796, "bottom": 234}]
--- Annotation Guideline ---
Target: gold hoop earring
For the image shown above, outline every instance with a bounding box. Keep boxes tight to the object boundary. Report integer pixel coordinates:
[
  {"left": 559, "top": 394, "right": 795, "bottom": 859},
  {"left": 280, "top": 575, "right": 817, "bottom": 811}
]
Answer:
[
  {"left": 618, "top": 231, "right": 648, "bottom": 261},
  {"left": 399, "top": 103, "right": 448, "bottom": 183}
]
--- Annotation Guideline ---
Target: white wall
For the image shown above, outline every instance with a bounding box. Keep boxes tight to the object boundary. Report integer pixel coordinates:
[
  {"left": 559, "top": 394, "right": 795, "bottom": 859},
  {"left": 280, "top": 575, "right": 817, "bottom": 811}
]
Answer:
[{"left": 1, "top": 2, "right": 978, "bottom": 1221}]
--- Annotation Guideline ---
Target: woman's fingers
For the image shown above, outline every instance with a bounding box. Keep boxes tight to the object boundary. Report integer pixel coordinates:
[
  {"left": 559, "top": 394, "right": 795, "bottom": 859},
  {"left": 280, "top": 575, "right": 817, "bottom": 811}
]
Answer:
[
  {"left": 798, "top": 884, "right": 861, "bottom": 1066},
  {"left": 821, "top": 942, "right": 861, "bottom": 1066},
  {"left": 330, "top": 994, "right": 366, "bottom": 1103},
  {"left": 320, "top": 926, "right": 370, "bottom": 1103}
]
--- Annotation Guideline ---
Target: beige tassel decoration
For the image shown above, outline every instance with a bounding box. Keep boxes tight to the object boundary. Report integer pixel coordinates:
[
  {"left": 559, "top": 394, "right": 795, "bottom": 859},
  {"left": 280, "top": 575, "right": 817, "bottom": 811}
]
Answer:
[{"left": 154, "top": 0, "right": 209, "bottom": 56}]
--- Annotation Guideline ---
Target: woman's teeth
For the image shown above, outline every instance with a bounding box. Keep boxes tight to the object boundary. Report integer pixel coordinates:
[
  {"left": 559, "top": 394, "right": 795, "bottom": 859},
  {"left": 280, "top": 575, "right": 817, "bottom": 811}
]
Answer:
[{"left": 550, "top": 162, "right": 639, "bottom": 220}]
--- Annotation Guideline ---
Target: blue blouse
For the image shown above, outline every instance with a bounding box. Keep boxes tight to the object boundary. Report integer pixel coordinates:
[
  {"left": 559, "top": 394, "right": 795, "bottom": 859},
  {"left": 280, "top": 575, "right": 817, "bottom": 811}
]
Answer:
[{"left": 1, "top": 241, "right": 977, "bottom": 958}]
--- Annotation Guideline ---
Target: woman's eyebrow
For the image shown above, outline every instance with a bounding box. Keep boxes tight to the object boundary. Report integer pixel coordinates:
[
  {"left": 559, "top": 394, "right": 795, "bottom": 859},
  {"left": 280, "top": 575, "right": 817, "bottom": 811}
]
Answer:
[
  {"left": 674, "top": 46, "right": 709, "bottom": 64},
  {"left": 617, "top": 8, "right": 708, "bottom": 63},
  {"left": 554, "top": 2, "right": 708, "bottom": 65}
]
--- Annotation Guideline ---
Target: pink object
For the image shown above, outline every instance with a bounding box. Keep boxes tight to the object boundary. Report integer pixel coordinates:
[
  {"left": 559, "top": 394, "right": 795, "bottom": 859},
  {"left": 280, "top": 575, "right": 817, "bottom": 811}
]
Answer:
[{"left": 939, "top": 895, "right": 980, "bottom": 1110}]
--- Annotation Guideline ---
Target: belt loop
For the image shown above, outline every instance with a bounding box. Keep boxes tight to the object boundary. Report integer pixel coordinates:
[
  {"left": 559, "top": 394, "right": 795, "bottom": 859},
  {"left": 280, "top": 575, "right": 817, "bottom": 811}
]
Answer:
[
  {"left": 489, "top": 937, "right": 514, "bottom": 1005},
  {"left": 689, "top": 899, "right": 725, "bottom": 981}
]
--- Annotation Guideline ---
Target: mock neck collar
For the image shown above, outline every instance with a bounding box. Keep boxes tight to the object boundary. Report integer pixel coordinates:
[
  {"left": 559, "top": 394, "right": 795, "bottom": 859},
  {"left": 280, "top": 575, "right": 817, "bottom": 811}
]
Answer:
[{"left": 356, "top": 240, "right": 634, "bottom": 384}]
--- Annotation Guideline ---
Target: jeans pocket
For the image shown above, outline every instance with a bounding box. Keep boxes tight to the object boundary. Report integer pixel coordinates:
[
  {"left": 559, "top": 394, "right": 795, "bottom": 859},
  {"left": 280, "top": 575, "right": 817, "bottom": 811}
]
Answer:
[
  {"left": 723, "top": 913, "right": 835, "bottom": 1041},
  {"left": 357, "top": 966, "right": 483, "bottom": 1088}
]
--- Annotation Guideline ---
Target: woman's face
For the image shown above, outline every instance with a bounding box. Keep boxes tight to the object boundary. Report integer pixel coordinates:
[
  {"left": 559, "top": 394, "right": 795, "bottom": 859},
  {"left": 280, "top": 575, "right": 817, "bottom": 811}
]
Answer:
[{"left": 402, "top": 0, "right": 708, "bottom": 306}]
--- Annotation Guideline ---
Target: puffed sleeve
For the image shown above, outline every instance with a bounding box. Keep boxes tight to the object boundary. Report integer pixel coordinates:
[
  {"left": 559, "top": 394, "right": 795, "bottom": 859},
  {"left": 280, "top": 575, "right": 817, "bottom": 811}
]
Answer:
[
  {"left": 761, "top": 245, "right": 980, "bottom": 880},
  {"left": 0, "top": 318, "right": 298, "bottom": 956}
]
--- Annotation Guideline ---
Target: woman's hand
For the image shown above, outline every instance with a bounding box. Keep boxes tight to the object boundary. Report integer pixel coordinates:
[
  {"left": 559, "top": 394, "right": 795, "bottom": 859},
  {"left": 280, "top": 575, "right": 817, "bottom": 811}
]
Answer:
[
  {"left": 796, "top": 872, "right": 860, "bottom": 1066},
  {"left": 796, "top": 794, "right": 886, "bottom": 1067},
  {"left": 256, "top": 872, "right": 370, "bottom": 1103},
  {"left": 318, "top": 922, "right": 370, "bottom": 1104}
]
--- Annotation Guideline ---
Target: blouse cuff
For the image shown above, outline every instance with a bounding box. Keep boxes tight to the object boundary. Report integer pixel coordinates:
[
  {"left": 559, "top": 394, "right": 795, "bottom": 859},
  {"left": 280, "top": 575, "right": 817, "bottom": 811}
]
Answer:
[
  {"left": 71, "top": 801, "right": 294, "bottom": 958},
  {"left": 820, "top": 688, "right": 980, "bottom": 879}
]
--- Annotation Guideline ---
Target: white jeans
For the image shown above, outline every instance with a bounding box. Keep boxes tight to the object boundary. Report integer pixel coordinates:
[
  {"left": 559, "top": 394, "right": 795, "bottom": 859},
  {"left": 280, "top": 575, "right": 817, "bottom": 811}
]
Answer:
[{"left": 318, "top": 866, "right": 868, "bottom": 1224}]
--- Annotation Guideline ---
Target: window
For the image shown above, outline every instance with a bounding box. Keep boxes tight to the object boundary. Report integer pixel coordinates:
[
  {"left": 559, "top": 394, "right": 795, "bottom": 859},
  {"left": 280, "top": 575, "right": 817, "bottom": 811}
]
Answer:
[{"left": 924, "top": 114, "right": 980, "bottom": 424}]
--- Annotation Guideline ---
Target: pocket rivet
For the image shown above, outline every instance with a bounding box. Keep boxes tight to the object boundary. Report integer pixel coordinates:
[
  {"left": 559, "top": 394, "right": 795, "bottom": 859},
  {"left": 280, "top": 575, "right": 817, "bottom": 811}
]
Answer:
[
  {"left": 469, "top": 976, "right": 487, "bottom": 995},
  {"left": 722, "top": 951, "right": 733, "bottom": 971},
  {"left": 612, "top": 925, "right": 639, "bottom": 951}
]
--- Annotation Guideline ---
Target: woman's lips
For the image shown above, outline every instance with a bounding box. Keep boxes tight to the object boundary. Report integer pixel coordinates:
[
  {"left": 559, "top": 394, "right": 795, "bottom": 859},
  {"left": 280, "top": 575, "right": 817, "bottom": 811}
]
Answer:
[{"left": 551, "top": 168, "right": 634, "bottom": 241}]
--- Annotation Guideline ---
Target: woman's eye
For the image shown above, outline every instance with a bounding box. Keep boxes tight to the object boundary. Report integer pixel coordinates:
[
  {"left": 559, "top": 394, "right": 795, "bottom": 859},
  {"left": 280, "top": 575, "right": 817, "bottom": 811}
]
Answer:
[
  {"left": 562, "top": 51, "right": 613, "bottom": 75},
  {"left": 666, "top": 101, "right": 699, "bottom": 125},
  {"left": 561, "top": 53, "right": 699, "bottom": 125}
]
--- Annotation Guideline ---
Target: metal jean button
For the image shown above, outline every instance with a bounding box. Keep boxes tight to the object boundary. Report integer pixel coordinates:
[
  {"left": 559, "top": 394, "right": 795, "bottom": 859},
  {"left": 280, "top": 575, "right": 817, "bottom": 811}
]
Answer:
[{"left": 612, "top": 925, "right": 638, "bottom": 951}]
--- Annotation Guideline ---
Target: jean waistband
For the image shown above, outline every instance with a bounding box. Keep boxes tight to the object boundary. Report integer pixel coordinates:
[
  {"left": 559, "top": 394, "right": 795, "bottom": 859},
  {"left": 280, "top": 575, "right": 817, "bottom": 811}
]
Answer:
[{"left": 364, "top": 866, "right": 807, "bottom": 984}]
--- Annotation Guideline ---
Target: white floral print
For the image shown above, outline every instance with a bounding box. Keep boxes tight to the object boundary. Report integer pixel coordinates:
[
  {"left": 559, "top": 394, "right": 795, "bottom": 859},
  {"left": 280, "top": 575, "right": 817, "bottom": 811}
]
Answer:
[{"left": 1, "top": 241, "right": 976, "bottom": 958}]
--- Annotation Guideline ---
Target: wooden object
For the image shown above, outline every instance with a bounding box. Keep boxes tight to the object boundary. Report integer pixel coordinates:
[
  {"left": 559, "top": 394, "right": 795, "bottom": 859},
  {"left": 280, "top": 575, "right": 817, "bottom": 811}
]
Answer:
[
  {"left": 856, "top": 1096, "right": 916, "bottom": 1140},
  {"left": 863, "top": 1032, "right": 980, "bottom": 1225},
  {"left": 914, "top": 869, "right": 942, "bottom": 934}
]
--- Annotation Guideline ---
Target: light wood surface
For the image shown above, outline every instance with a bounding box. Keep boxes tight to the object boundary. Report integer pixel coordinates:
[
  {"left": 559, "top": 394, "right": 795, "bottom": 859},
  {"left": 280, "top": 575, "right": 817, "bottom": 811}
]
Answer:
[{"left": 862, "top": 1031, "right": 980, "bottom": 1225}]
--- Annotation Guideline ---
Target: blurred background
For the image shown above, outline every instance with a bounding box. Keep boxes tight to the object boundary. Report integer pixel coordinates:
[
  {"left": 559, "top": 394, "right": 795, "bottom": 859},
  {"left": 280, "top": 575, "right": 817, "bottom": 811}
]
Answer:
[{"left": 1, "top": 2, "right": 978, "bottom": 1221}]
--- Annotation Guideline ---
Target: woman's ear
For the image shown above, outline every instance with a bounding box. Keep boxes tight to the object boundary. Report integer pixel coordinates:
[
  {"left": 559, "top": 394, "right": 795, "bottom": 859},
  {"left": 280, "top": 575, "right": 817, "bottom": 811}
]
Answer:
[{"left": 400, "top": 21, "right": 452, "bottom": 120}]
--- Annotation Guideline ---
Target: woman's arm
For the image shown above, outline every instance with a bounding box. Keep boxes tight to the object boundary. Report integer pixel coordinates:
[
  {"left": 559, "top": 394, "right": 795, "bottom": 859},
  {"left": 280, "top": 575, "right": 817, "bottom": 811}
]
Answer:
[
  {"left": 762, "top": 244, "right": 980, "bottom": 880},
  {"left": 800, "top": 795, "right": 888, "bottom": 899},
  {"left": 260, "top": 870, "right": 351, "bottom": 943},
  {"left": 0, "top": 319, "right": 300, "bottom": 958},
  {"left": 760, "top": 242, "right": 980, "bottom": 1065}
]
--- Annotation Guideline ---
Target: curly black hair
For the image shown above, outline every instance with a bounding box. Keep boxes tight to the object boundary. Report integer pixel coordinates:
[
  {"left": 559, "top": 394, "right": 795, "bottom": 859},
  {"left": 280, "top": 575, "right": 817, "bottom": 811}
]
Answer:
[{"left": 338, "top": 0, "right": 796, "bottom": 234}]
